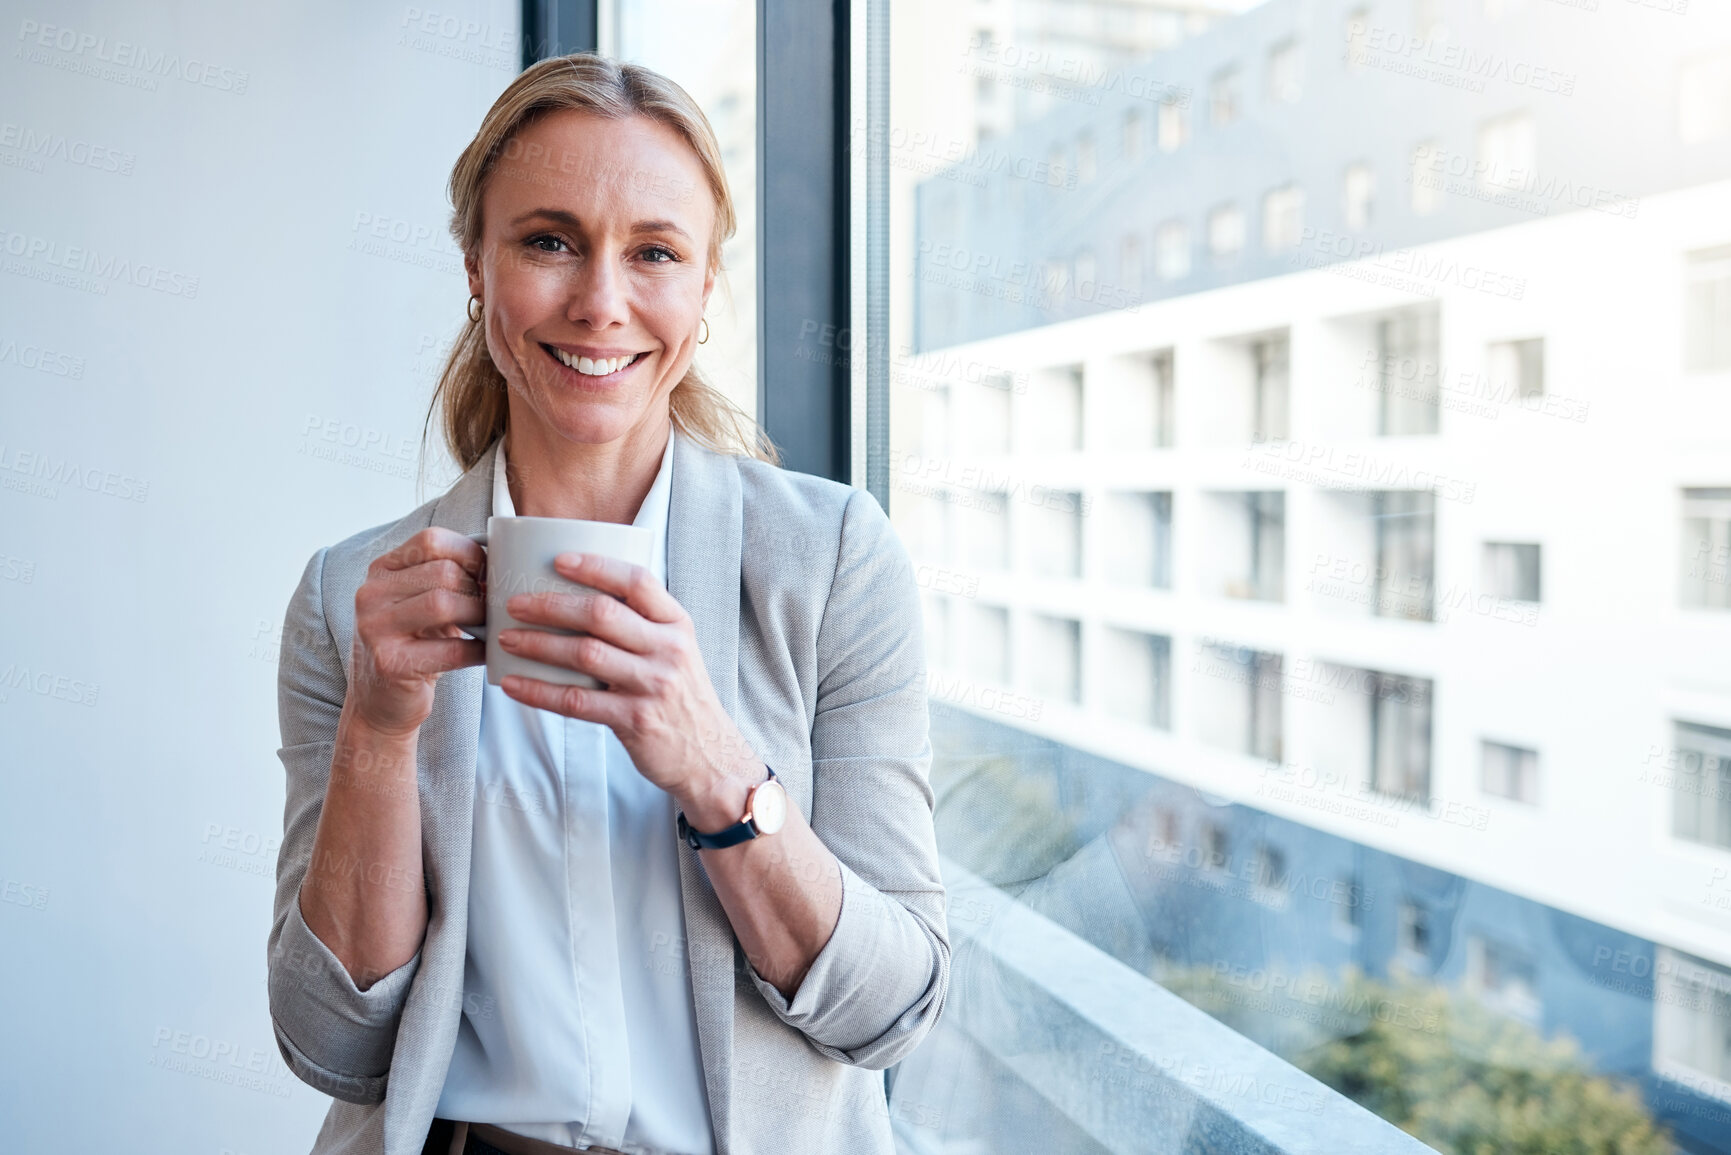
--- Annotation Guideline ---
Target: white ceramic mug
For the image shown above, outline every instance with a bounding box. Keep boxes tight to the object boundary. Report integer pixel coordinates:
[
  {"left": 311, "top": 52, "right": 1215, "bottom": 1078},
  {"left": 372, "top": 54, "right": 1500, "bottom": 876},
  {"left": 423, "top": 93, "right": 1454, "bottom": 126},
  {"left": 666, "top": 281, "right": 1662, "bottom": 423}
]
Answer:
[{"left": 464, "top": 515, "right": 653, "bottom": 688}]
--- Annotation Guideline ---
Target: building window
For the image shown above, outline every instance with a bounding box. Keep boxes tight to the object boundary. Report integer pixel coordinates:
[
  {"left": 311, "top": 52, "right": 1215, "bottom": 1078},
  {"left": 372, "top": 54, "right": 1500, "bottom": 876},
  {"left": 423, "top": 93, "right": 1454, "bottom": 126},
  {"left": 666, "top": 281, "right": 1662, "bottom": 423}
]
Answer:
[
  {"left": 1251, "top": 843, "right": 1289, "bottom": 905},
  {"left": 1104, "top": 492, "right": 1173, "bottom": 588},
  {"left": 1123, "top": 108, "right": 1144, "bottom": 162},
  {"left": 1156, "top": 220, "right": 1191, "bottom": 279},
  {"left": 1077, "top": 131, "right": 1097, "bottom": 185},
  {"left": 1477, "top": 111, "right": 1535, "bottom": 193},
  {"left": 1203, "top": 821, "right": 1231, "bottom": 871},
  {"left": 1023, "top": 613, "right": 1081, "bottom": 704},
  {"left": 1484, "top": 542, "right": 1542, "bottom": 602},
  {"left": 1209, "top": 204, "right": 1244, "bottom": 261},
  {"left": 1673, "top": 721, "right": 1731, "bottom": 850},
  {"left": 1120, "top": 235, "right": 1143, "bottom": 293},
  {"left": 1685, "top": 246, "right": 1731, "bottom": 373},
  {"left": 1345, "top": 8, "right": 1370, "bottom": 71},
  {"left": 1101, "top": 628, "right": 1172, "bottom": 730},
  {"left": 1153, "top": 349, "right": 1175, "bottom": 447},
  {"left": 1679, "top": 52, "right": 1731, "bottom": 145},
  {"left": 1195, "top": 644, "right": 1284, "bottom": 760},
  {"left": 1482, "top": 740, "right": 1539, "bottom": 804},
  {"left": 1073, "top": 249, "right": 1097, "bottom": 303},
  {"left": 957, "top": 601, "right": 1010, "bottom": 685},
  {"left": 1398, "top": 899, "right": 1433, "bottom": 969},
  {"left": 1158, "top": 96, "right": 1187, "bottom": 152},
  {"left": 1267, "top": 38, "right": 1303, "bottom": 103},
  {"left": 1683, "top": 489, "right": 1731, "bottom": 608},
  {"left": 1344, "top": 162, "right": 1375, "bottom": 230},
  {"left": 1046, "top": 145, "right": 1068, "bottom": 188},
  {"left": 1023, "top": 495, "right": 1082, "bottom": 579},
  {"left": 1378, "top": 307, "right": 1441, "bottom": 435},
  {"left": 1467, "top": 935, "right": 1541, "bottom": 1022},
  {"left": 1253, "top": 335, "right": 1290, "bottom": 441},
  {"left": 1371, "top": 673, "right": 1433, "bottom": 802},
  {"left": 1655, "top": 948, "right": 1731, "bottom": 1095},
  {"left": 1210, "top": 66, "right": 1241, "bottom": 127},
  {"left": 1263, "top": 184, "right": 1305, "bottom": 250},
  {"left": 1488, "top": 337, "right": 1545, "bottom": 398},
  {"left": 1375, "top": 491, "right": 1436, "bottom": 620},
  {"left": 1411, "top": 140, "right": 1440, "bottom": 215},
  {"left": 1334, "top": 874, "right": 1364, "bottom": 936},
  {"left": 1217, "top": 491, "right": 1286, "bottom": 602}
]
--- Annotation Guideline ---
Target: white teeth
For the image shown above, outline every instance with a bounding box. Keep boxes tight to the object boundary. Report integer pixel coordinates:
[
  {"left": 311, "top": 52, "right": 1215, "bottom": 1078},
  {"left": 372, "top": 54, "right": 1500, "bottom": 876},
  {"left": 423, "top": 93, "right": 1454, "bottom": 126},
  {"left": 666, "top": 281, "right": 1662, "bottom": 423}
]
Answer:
[{"left": 554, "top": 348, "right": 636, "bottom": 376}]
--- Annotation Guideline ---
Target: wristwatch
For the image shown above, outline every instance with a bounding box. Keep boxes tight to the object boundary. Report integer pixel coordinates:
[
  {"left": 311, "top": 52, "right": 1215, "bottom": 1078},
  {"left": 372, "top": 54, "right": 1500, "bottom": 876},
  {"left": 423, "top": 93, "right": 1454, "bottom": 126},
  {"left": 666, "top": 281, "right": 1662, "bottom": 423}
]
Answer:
[{"left": 677, "top": 766, "right": 789, "bottom": 850}]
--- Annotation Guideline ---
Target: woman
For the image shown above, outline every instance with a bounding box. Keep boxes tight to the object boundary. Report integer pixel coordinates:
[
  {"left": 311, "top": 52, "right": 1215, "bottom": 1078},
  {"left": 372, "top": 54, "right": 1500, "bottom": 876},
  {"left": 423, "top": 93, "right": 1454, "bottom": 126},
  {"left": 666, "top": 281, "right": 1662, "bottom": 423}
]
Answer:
[{"left": 267, "top": 53, "right": 948, "bottom": 1155}]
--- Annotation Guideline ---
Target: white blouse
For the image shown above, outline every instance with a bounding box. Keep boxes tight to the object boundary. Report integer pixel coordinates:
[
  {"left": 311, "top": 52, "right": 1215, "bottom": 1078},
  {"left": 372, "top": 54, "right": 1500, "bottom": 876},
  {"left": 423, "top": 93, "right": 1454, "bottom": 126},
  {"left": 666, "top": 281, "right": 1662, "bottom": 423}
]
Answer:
[{"left": 435, "top": 432, "right": 715, "bottom": 1155}]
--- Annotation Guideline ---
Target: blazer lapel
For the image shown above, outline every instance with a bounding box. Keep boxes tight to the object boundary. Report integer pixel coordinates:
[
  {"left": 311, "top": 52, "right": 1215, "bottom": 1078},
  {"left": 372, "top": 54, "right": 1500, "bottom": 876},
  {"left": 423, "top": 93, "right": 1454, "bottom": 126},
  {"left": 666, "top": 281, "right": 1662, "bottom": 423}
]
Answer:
[
  {"left": 667, "top": 432, "right": 744, "bottom": 1153},
  {"left": 384, "top": 449, "right": 492, "bottom": 1155}
]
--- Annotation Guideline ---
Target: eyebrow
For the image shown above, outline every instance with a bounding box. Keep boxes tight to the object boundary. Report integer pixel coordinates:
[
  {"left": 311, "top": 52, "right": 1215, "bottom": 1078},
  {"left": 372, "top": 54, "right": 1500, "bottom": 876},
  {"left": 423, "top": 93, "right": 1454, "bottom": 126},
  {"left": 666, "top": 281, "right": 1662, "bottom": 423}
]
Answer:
[{"left": 509, "top": 208, "right": 692, "bottom": 241}]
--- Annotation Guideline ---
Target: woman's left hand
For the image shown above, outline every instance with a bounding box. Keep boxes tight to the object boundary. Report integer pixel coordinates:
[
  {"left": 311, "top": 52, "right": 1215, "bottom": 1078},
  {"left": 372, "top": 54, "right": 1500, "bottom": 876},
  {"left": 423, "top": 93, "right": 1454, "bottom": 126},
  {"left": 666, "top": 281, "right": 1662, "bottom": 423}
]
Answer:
[{"left": 497, "top": 552, "right": 759, "bottom": 818}]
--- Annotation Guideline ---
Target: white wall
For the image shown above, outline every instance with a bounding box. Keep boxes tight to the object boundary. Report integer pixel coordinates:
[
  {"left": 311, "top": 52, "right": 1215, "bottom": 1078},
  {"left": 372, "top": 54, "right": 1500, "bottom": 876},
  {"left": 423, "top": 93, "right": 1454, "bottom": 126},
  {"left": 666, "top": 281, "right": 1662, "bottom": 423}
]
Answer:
[{"left": 0, "top": 1, "right": 515, "bottom": 1148}]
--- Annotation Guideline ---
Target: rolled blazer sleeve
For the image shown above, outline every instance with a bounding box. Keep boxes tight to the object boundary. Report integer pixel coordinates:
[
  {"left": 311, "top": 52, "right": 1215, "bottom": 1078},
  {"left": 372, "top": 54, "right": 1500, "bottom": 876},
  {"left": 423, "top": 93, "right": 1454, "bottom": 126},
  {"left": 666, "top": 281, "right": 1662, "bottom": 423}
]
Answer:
[
  {"left": 266, "top": 546, "right": 423, "bottom": 1104},
  {"left": 745, "top": 489, "right": 951, "bottom": 1069}
]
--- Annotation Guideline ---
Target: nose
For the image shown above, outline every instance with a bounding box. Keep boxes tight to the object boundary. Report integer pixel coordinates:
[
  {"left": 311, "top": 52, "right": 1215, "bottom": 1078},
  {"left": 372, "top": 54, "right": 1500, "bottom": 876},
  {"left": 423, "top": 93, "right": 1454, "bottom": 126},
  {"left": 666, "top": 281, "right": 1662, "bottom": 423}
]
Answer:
[{"left": 565, "top": 254, "right": 631, "bottom": 331}]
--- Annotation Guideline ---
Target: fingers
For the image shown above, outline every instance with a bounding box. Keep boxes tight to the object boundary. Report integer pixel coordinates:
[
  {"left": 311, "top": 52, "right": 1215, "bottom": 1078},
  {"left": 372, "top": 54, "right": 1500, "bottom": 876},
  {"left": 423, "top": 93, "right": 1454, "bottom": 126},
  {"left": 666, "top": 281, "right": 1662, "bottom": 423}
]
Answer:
[
  {"left": 376, "top": 583, "right": 485, "bottom": 638},
  {"left": 552, "top": 553, "right": 685, "bottom": 625},
  {"left": 505, "top": 585, "right": 658, "bottom": 655},
  {"left": 498, "top": 629, "right": 656, "bottom": 693},
  {"left": 371, "top": 527, "right": 487, "bottom": 582},
  {"left": 500, "top": 674, "right": 633, "bottom": 729},
  {"left": 362, "top": 636, "right": 486, "bottom": 684}
]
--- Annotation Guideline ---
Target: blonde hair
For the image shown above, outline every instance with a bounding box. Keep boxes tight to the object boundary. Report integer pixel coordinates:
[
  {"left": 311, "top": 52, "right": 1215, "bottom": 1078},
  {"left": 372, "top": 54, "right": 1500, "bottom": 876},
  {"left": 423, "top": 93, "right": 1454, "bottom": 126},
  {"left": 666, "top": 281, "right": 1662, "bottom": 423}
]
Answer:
[{"left": 426, "top": 52, "right": 776, "bottom": 473}]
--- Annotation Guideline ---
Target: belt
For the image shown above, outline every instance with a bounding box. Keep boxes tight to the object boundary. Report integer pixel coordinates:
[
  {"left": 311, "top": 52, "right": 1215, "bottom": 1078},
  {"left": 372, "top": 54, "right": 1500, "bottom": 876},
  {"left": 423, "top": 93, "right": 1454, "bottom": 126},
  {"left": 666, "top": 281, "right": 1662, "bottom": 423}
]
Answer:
[{"left": 424, "top": 1118, "right": 628, "bottom": 1155}]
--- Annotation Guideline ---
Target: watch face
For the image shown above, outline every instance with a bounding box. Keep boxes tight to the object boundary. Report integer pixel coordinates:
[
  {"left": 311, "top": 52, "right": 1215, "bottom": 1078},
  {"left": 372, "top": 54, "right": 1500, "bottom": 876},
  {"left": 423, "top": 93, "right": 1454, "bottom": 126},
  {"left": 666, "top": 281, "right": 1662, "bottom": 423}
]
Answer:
[{"left": 751, "top": 778, "right": 789, "bottom": 835}]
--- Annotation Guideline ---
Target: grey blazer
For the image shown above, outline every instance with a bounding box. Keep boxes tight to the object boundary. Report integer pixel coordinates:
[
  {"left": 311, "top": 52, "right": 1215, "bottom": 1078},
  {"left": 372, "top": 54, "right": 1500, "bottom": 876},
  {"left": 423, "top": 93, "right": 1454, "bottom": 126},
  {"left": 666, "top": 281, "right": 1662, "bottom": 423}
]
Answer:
[{"left": 268, "top": 433, "right": 950, "bottom": 1155}]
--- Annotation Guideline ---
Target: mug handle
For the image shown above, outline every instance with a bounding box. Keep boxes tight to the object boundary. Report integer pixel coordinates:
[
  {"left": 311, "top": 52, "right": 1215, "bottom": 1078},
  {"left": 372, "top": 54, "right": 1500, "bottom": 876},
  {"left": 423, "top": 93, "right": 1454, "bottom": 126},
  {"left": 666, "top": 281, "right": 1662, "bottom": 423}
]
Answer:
[{"left": 463, "top": 531, "right": 489, "bottom": 641}]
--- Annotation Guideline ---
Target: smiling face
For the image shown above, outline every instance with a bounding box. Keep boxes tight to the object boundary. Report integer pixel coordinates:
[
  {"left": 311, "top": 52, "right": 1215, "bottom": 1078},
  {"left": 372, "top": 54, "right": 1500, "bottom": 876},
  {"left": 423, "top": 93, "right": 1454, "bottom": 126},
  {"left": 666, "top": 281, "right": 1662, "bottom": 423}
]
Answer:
[{"left": 466, "top": 109, "right": 717, "bottom": 451}]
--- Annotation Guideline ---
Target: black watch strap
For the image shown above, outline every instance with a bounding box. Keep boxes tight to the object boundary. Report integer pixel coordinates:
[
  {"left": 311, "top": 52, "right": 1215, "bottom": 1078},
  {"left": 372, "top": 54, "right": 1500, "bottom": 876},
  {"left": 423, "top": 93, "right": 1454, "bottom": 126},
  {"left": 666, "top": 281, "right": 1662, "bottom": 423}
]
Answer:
[{"left": 677, "top": 767, "right": 776, "bottom": 850}]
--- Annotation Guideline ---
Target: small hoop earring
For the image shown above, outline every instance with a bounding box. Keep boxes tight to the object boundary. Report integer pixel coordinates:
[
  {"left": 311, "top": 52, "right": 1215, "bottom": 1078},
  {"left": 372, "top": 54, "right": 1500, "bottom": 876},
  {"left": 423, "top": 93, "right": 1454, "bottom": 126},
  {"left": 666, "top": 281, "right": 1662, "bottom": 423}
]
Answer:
[
  {"left": 698, "top": 318, "right": 710, "bottom": 345},
  {"left": 467, "top": 295, "right": 483, "bottom": 324}
]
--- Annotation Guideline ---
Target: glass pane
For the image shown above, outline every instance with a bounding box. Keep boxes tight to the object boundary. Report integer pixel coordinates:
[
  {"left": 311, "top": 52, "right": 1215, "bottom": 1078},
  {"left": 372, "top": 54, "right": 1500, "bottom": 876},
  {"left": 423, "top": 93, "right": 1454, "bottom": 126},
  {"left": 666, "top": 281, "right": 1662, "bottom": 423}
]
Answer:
[
  {"left": 881, "top": 1, "right": 1730, "bottom": 1151},
  {"left": 607, "top": 0, "right": 756, "bottom": 420}
]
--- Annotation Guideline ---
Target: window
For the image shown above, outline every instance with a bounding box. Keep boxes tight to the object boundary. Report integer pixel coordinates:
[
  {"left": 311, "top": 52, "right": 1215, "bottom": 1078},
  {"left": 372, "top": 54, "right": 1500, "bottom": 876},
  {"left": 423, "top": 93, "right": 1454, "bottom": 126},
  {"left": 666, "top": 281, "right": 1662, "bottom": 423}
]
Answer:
[
  {"left": 957, "top": 602, "right": 1010, "bottom": 685},
  {"left": 1375, "top": 491, "right": 1436, "bottom": 620},
  {"left": 1023, "top": 496, "right": 1082, "bottom": 579},
  {"left": 1685, "top": 246, "right": 1731, "bottom": 372},
  {"left": 1411, "top": 139, "right": 1441, "bottom": 215},
  {"left": 1155, "top": 219, "right": 1191, "bottom": 279},
  {"left": 1655, "top": 948, "right": 1731, "bottom": 1094},
  {"left": 1077, "top": 132, "right": 1097, "bottom": 185},
  {"left": 1343, "top": 162, "right": 1375, "bottom": 230},
  {"left": 1211, "top": 491, "right": 1285, "bottom": 602},
  {"left": 1267, "top": 39, "right": 1303, "bottom": 103},
  {"left": 1104, "top": 492, "right": 1173, "bottom": 588},
  {"left": 1101, "top": 628, "right": 1172, "bottom": 729},
  {"left": 1398, "top": 899, "right": 1433, "bottom": 968},
  {"left": 1488, "top": 337, "right": 1544, "bottom": 398},
  {"left": 1195, "top": 644, "right": 1284, "bottom": 760},
  {"left": 1378, "top": 307, "right": 1441, "bottom": 435},
  {"left": 1023, "top": 614, "right": 1081, "bottom": 704},
  {"left": 1210, "top": 66, "right": 1241, "bottom": 127},
  {"left": 1073, "top": 249, "right": 1097, "bottom": 303},
  {"left": 1484, "top": 542, "right": 1542, "bottom": 602},
  {"left": 1335, "top": 875, "right": 1364, "bottom": 936},
  {"left": 1253, "top": 335, "right": 1290, "bottom": 441},
  {"left": 1158, "top": 96, "right": 1188, "bottom": 152},
  {"left": 1482, "top": 740, "right": 1539, "bottom": 803},
  {"left": 1679, "top": 52, "right": 1731, "bottom": 145},
  {"left": 1208, "top": 203, "right": 1245, "bottom": 261},
  {"left": 1120, "top": 235, "right": 1142, "bottom": 294},
  {"left": 1123, "top": 108, "right": 1144, "bottom": 162},
  {"left": 1251, "top": 843, "right": 1289, "bottom": 904},
  {"left": 1683, "top": 489, "right": 1731, "bottom": 608},
  {"left": 1371, "top": 673, "right": 1433, "bottom": 802},
  {"left": 1672, "top": 721, "right": 1731, "bottom": 850},
  {"left": 1262, "top": 184, "right": 1305, "bottom": 250},
  {"left": 1477, "top": 111, "right": 1535, "bottom": 193},
  {"left": 1345, "top": 8, "right": 1370, "bottom": 71},
  {"left": 1203, "top": 821, "right": 1232, "bottom": 871},
  {"left": 1467, "top": 935, "right": 1541, "bottom": 1022}
]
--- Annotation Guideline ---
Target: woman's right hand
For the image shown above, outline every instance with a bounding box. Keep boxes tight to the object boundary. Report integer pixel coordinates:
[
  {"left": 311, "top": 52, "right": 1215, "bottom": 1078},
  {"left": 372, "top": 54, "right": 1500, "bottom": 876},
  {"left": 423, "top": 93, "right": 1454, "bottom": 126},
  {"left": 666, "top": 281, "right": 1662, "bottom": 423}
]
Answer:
[{"left": 347, "top": 527, "right": 488, "bottom": 737}]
